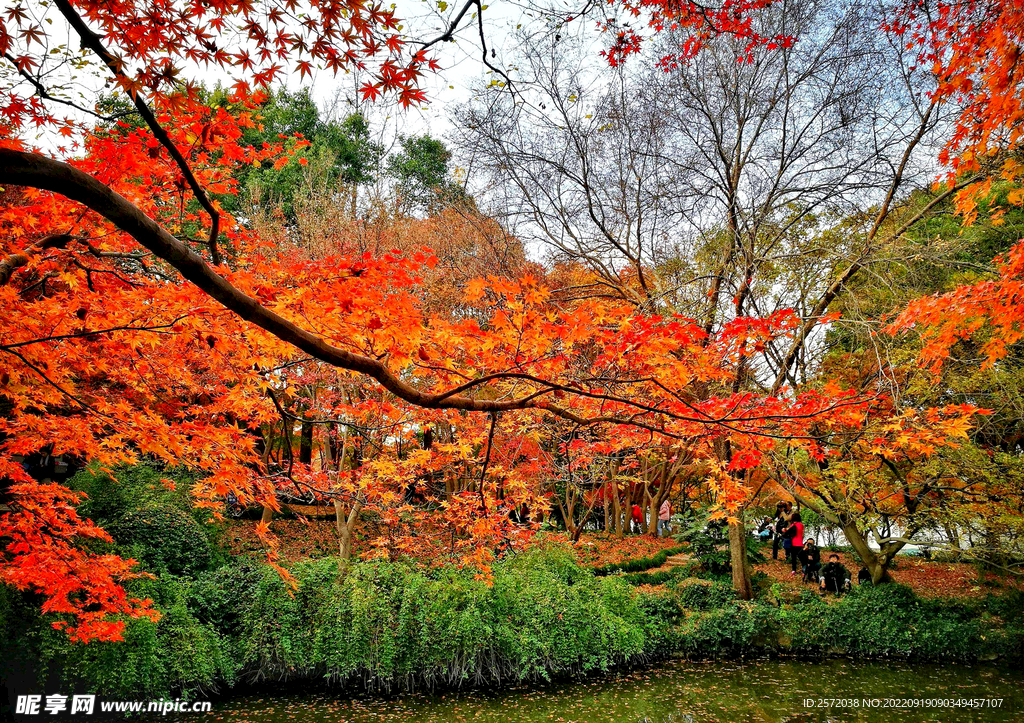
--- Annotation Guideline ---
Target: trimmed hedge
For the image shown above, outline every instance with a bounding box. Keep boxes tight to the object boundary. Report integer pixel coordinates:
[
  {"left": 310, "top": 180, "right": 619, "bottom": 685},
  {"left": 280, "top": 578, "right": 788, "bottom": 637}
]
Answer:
[{"left": 592, "top": 545, "right": 688, "bottom": 576}]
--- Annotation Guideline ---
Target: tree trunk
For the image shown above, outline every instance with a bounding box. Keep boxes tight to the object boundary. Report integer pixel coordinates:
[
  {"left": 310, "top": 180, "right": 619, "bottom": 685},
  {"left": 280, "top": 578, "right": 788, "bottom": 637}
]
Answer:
[
  {"left": 643, "top": 488, "right": 656, "bottom": 536},
  {"left": 983, "top": 521, "right": 1006, "bottom": 570},
  {"left": 299, "top": 420, "right": 313, "bottom": 466},
  {"left": 728, "top": 514, "right": 753, "bottom": 600},
  {"left": 603, "top": 487, "right": 611, "bottom": 533},
  {"left": 610, "top": 478, "right": 624, "bottom": 538},
  {"left": 842, "top": 520, "right": 892, "bottom": 584},
  {"left": 942, "top": 522, "right": 961, "bottom": 549},
  {"left": 335, "top": 499, "right": 363, "bottom": 559},
  {"left": 557, "top": 494, "right": 577, "bottom": 537}
]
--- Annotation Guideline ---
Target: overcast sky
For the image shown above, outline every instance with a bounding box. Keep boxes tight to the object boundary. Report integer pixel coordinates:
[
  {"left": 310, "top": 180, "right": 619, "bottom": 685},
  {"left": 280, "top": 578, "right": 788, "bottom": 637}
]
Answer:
[{"left": 294, "top": 0, "right": 606, "bottom": 151}]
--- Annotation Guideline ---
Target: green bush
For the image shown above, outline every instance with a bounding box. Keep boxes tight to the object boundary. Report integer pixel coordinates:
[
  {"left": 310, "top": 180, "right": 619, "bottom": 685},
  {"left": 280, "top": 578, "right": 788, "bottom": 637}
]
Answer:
[
  {"left": 5, "top": 547, "right": 1022, "bottom": 699},
  {"left": 674, "top": 520, "right": 763, "bottom": 575},
  {"left": 67, "top": 463, "right": 198, "bottom": 523},
  {"left": 113, "top": 505, "right": 212, "bottom": 575},
  {"left": 982, "top": 588, "right": 1024, "bottom": 620},
  {"left": 187, "top": 562, "right": 264, "bottom": 643},
  {"left": 621, "top": 567, "right": 686, "bottom": 586},
  {"left": 65, "top": 576, "right": 231, "bottom": 697},
  {"left": 5, "top": 576, "right": 233, "bottom": 700},
  {"left": 592, "top": 544, "right": 688, "bottom": 576},
  {"left": 670, "top": 579, "right": 735, "bottom": 610},
  {"left": 239, "top": 549, "right": 648, "bottom": 688},
  {"left": 780, "top": 584, "right": 985, "bottom": 660}
]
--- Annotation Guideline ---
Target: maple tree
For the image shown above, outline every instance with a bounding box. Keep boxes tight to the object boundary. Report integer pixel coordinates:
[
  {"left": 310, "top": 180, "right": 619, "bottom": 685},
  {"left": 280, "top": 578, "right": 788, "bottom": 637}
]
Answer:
[
  {"left": 2, "top": 0, "right": 1022, "bottom": 639},
  {"left": 880, "top": 0, "right": 1024, "bottom": 368},
  {"left": 455, "top": 0, "right": 982, "bottom": 597},
  {"left": 767, "top": 396, "right": 985, "bottom": 583}
]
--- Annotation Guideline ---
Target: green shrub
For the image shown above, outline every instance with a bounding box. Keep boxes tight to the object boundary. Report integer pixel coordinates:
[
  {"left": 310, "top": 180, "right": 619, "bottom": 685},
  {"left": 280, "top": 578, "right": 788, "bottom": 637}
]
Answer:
[
  {"left": 187, "top": 562, "right": 264, "bottom": 639},
  {"left": 5, "top": 547, "right": 1022, "bottom": 699},
  {"left": 14, "top": 576, "right": 234, "bottom": 699},
  {"left": 239, "top": 549, "right": 649, "bottom": 688},
  {"left": 674, "top": 520, "right": 763, "bottom": 574},
  {"left": 779, "top": 584, "right": 985, "bottom": 660},
  {"left": 983, "top": 588, "right": 1024, "bottom": 620},
  {"left": 113, "top": 505, "right": 212, "bottom": 575},
  {"left": 671, "top": 604, "right": 774, "bottom": 657},
  {"left": 592, "top": 544, "right": 687, "bottom": 576},
  {"left": 67, "top": 463, "right": 198, "bottom": 523},
  {"left": 621, "top": 567, "right": 686, "bottom": 586},
  {"left": 670, "top": 579, "right": 735, "bottom": 610}
]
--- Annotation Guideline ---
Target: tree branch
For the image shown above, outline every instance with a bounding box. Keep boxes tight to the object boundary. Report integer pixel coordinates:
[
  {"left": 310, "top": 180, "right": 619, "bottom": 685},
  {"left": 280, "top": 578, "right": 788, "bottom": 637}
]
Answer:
[
  {"left": 0, "top": 233, "right": 74, "bottom": 285},
  {"left": 53, "top": 0, "right": 223, "bottom": 264}
]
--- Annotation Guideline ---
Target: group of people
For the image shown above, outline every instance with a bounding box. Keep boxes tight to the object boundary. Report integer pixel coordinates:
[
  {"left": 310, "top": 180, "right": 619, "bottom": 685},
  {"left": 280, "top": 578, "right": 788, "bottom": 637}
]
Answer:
[
  {"left": 760, "top": 502, "right": 852, "bottom": 595},
  {"left": 630, "top": 499, "right": 673, "bottom": 536}
]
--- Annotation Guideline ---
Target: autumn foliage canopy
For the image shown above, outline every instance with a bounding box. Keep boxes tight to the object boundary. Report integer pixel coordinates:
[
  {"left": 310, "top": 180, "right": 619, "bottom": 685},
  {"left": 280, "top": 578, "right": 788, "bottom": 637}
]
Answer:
[{"left": 0, "top": 0, "right": 1022, "bottom": 640}]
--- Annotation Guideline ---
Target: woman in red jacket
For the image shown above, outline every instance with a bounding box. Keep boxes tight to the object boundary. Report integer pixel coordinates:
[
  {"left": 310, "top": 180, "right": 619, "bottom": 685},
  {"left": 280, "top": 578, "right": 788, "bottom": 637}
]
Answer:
[{"left": 786, "top": 513, "right": 805, "bottom": 574}]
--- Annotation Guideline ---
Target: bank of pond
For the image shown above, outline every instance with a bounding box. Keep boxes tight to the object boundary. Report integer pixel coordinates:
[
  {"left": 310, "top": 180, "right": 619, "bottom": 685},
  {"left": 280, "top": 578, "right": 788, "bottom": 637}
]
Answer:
[
  {"left": 173, "top": 658, "right": 1024, "bottom": 723},
  {"left": 1, "top": 548, "right": 1022, "bottom": 707}
]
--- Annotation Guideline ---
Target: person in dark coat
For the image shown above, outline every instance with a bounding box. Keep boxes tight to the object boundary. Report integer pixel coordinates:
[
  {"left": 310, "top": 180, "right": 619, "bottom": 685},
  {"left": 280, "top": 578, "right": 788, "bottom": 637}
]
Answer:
[
  {"left": 821, "top": 554, "right": 849, "bottom": 595},
  {"left": 772, "top": 502, "right": 793, "bottom": 560},
  {"left": 802, "top": 540, "right": 821, "bottom": 583}
]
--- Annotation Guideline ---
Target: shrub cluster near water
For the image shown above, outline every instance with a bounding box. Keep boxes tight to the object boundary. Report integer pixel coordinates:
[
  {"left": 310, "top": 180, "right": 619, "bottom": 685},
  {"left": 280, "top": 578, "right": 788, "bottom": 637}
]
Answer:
[
  {"left": 2, "top": 550, "right": 1022, "bottom": 699},
  {"left": 1, "top": 465, "right": 1022, "bottom": 699}
]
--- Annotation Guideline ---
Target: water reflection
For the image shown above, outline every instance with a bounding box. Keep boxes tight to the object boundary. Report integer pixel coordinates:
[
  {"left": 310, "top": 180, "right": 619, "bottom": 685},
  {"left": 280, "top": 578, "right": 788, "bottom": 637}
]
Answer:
[{"left": 179, "top": 658, "right": 1024, "bottom": 723}]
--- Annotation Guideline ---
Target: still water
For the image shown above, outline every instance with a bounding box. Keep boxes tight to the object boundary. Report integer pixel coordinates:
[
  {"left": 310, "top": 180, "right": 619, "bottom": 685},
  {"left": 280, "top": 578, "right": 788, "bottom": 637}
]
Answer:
[{"left": 182, "top": 658, "right": 1024, "bottom": 723}]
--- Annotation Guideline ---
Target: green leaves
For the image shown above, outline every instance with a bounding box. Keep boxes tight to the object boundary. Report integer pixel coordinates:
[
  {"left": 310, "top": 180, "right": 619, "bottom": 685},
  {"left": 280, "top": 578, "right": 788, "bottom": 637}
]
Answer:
[{"left": 113, "top": 506, "right": 212, "bottom": 576}]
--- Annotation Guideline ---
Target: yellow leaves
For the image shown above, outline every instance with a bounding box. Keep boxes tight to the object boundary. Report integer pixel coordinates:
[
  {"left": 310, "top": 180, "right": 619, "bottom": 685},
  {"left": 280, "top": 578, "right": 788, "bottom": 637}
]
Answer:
[
  {"left": 465, "top": 277, "right": 488, "bottom": 302},
  {"left": 954, "top": 178, "right": 992, "bottom": 226}
]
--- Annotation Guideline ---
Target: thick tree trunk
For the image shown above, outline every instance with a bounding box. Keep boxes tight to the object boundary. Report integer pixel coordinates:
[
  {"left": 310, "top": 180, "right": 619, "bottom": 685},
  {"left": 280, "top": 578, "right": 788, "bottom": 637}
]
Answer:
[
  {"left": 728, "top": 514, "right": 753, "bottom": 600},
  {"left": 842, "top": 521, "right": 892, "bottom": 584}
]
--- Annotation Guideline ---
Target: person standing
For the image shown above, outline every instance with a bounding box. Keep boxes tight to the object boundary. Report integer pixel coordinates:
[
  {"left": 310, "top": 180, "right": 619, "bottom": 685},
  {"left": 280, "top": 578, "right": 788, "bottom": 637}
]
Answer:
[
  {"left": 657, "top": 499, "right": 672, "bottom": 537},
  {"left": 631, "top": 503, "right": 643, "bottom": 534},
  {"left": 771, "top": 502, "right": 786, "bottom": 559},
  {"left": 779, "top": 502, "right": 796, "bottom": 563},
  {"left": 787, "top": 512, "right": 805, "bottom": 574}
]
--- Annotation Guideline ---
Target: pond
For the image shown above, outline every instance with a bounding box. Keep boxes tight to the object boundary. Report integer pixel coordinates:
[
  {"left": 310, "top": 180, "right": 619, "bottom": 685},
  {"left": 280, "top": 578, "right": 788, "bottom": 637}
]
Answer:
[{"left": 181, "top": 658, "right": 1024, "bottom": 723}]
